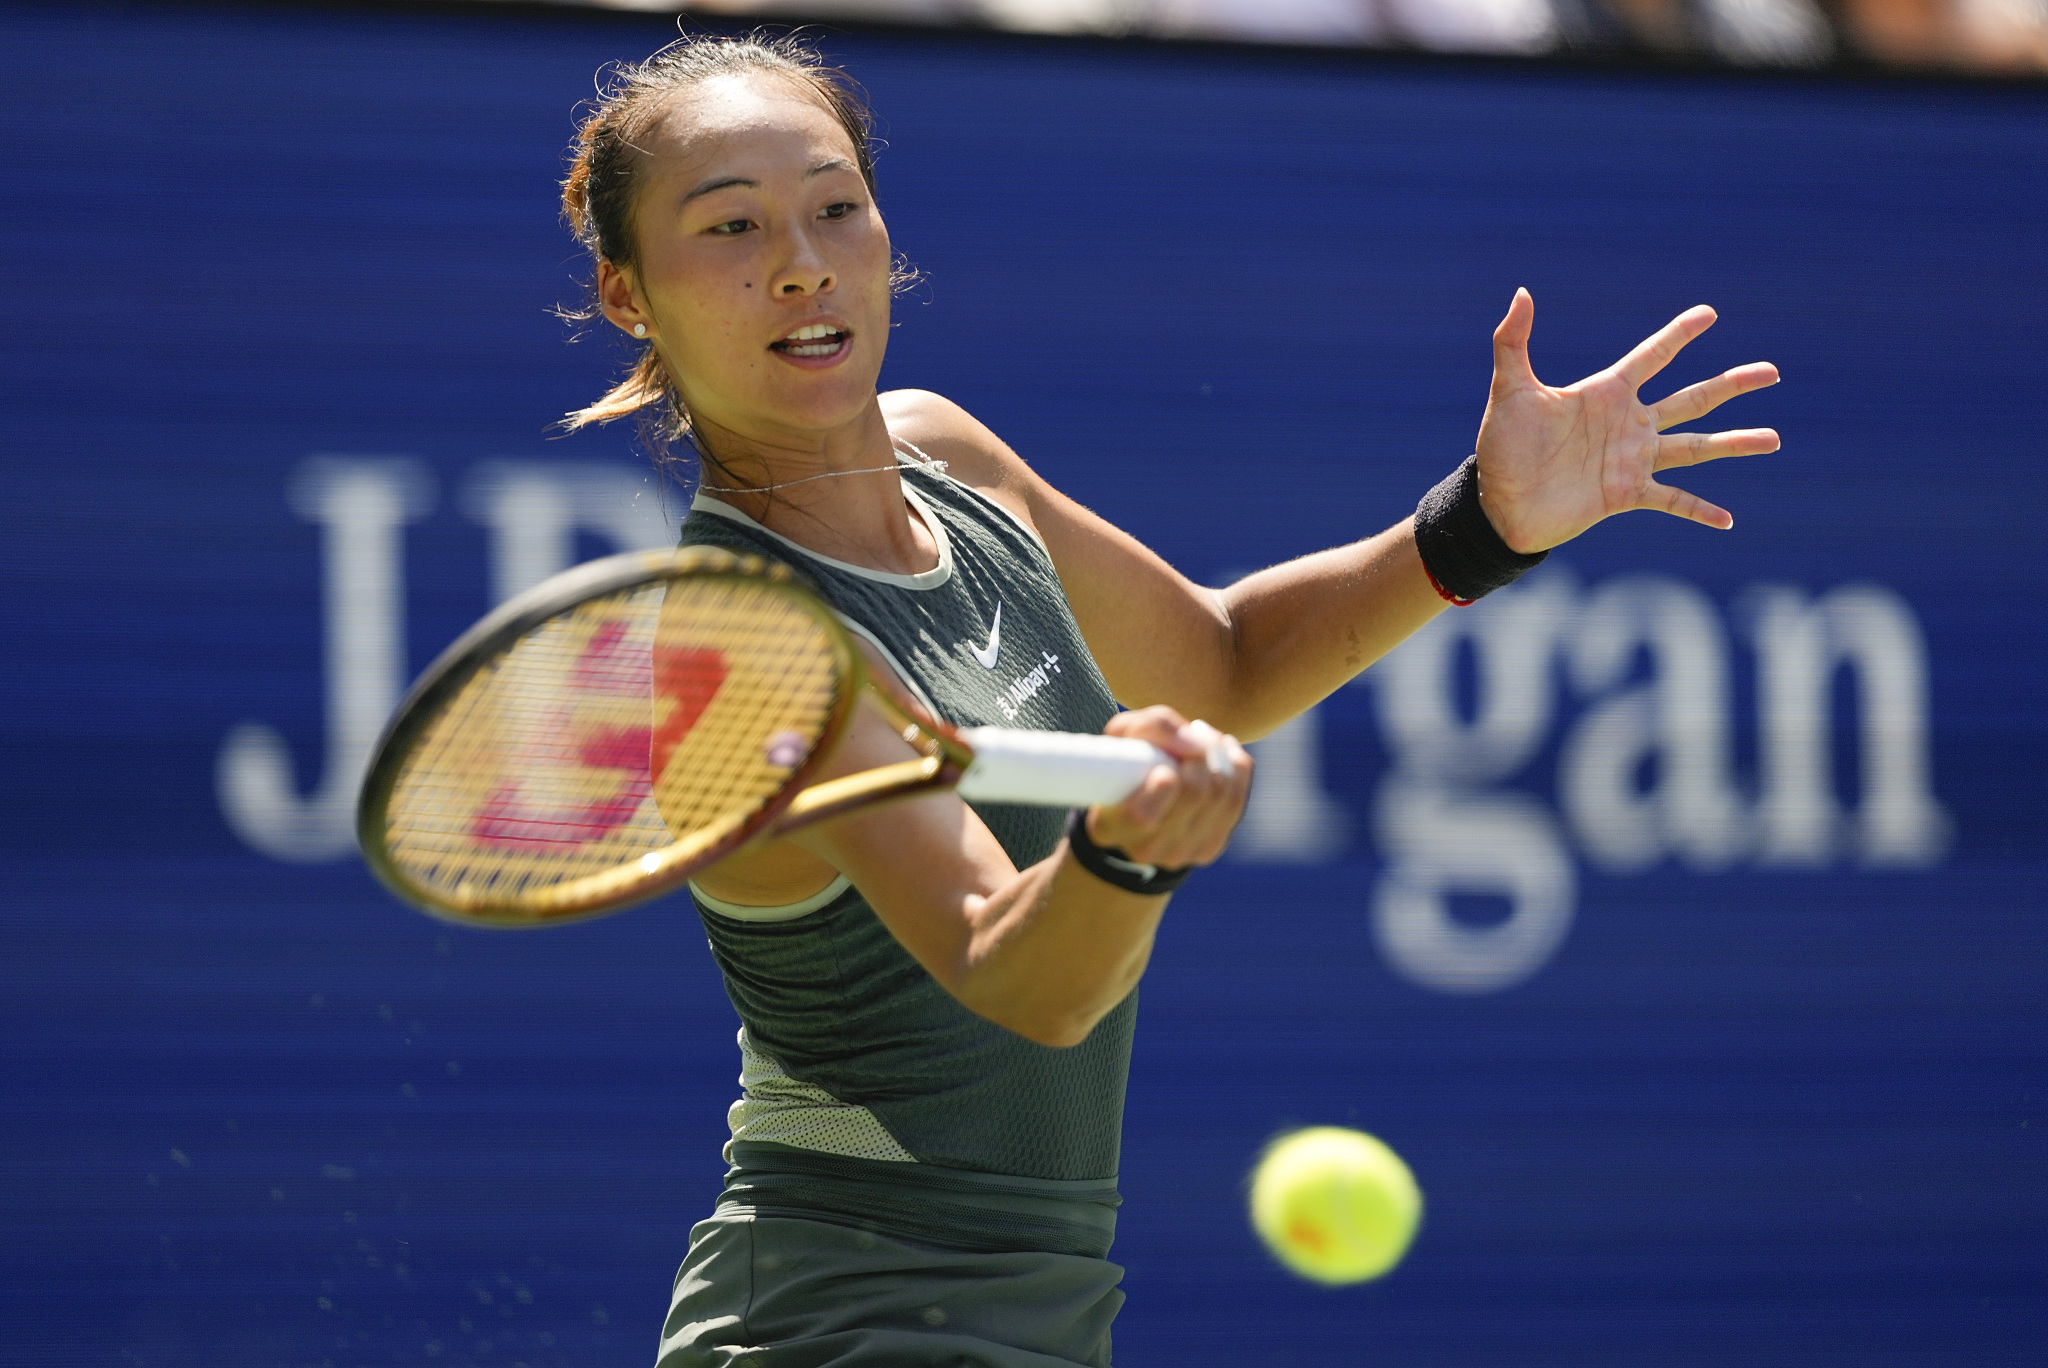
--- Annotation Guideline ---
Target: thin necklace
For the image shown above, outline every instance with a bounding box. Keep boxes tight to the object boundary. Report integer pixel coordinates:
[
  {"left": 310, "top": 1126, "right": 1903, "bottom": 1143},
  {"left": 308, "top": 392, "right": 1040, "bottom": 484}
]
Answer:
[{"left": 697, "top": 441, "right": 947, "bottom": 494}]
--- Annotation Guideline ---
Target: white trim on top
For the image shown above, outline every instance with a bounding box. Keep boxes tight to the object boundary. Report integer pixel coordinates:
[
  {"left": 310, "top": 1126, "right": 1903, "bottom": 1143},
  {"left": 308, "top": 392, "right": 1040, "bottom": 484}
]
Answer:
[
  {"left": 832, "top": 610, "right": 944, "bottom": 719},
  {"left": 688, "top": 479, "right": 953, "bottom": 591},
  {"left": 892, "top": 436, "right": 1053, "bottom": 559},
  {"left": 680, "top": 607, "right": 942, "bottom": 925},
  {"left": 679, "top": 613, "right": 942, "bottom": 923},
  {"left": 689, "top": 873, "right": 851, "bottom": 923}
]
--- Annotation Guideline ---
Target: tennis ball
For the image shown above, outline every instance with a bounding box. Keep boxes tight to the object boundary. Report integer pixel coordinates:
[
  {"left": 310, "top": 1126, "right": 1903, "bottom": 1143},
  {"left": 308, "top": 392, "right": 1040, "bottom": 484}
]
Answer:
[{"left": 1249, "top": 1126, "right": 1422, "bottom": 1285}]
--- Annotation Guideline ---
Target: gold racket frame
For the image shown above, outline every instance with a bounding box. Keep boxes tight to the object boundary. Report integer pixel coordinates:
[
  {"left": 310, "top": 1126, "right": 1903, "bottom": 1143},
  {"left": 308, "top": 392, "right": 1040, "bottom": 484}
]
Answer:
[{"left": 357, "top": 546, "right": 974, "bottom": 928}]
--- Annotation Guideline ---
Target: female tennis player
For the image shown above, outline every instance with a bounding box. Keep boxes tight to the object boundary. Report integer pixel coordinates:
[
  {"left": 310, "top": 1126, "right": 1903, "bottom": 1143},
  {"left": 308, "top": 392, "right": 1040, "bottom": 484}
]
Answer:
[{"left": 558, "top": 33, "right": 1778, "bottom": 1368}]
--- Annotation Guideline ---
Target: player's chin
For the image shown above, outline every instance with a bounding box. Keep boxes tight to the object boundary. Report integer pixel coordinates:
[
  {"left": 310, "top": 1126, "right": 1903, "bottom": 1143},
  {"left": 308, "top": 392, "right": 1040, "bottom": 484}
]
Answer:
[
  {"left": 765, "top": 355, "right": 881, "bottom": 409},
  {"left": 761, "top": 376, "right": 880, "bottom": 429}
]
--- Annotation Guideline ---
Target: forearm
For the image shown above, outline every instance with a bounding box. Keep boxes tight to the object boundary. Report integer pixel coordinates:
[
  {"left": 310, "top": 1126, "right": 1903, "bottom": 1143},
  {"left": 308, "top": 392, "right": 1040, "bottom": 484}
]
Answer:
[
  {"left": 1045, "top": 500, "right": 1443, "bottom": 742},
  {"left": 951, "top": 848, "right": 1166, "bottom": 1049},
  {"left": 792, "top": 693, "right": 1207, "bottom": 1050},
  {"left": 1211, "top": 517, "right": 1446, "bottom": 739}
]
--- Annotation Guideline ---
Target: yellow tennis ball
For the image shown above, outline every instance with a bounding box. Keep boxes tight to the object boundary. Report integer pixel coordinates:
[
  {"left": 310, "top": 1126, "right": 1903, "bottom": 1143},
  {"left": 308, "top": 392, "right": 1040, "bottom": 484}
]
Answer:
[{"left": 1249, "top": 1126, "right": 1422, "bottom": 1285}]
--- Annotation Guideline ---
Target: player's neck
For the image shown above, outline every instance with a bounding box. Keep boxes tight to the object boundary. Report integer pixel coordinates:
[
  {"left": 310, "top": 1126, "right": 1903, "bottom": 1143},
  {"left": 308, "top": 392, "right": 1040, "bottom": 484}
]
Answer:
[{"left": 692, "top": 403, "right": 940, "bottom": 578}]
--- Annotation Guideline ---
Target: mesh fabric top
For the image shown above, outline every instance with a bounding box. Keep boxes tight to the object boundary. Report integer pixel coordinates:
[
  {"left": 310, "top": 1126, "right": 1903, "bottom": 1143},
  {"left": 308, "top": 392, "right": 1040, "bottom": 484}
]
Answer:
[{"left": 679, "top": 461, "right": 1131, "bottom": 1183}]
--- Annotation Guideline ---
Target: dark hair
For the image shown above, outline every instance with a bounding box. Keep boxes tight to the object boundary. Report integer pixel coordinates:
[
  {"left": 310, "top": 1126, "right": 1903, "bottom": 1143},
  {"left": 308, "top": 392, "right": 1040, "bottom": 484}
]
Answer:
[{"left": 560, "top": 32, "right": 896, "bottom": 447}]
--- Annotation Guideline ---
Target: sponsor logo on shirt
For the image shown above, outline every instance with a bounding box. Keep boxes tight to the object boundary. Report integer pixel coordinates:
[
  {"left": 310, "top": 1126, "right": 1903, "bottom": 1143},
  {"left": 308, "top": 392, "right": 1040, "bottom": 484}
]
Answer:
[
  {"left": 993, "top": 650, "right": 1063, "bottom": 722},
  {"left": 967, "top": 603, "right": 1002, "bottom": 670}
]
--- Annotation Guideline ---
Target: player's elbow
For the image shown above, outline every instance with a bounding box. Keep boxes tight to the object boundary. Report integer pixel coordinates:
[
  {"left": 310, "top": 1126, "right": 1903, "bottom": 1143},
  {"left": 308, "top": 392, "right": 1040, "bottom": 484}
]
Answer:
[
  {"left": 1015, "top": 1011, "right": 1097, "bottom": 1056},
  {"left": 961, "top": 989, "right": 1101, "bottom": 1049},
  {"left": 1017, "top": 1013, "right": 1096, "bottom": 1050},
  {"left": 999, "top": 959, "right": 1149, "bottom": 1047}
]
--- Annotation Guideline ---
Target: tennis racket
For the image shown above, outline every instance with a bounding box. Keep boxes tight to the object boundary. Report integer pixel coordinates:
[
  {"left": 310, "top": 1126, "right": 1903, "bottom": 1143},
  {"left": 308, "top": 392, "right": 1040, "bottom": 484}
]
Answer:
[{"left": 357, "top": 546, "right": 1189, "bottom": 927}]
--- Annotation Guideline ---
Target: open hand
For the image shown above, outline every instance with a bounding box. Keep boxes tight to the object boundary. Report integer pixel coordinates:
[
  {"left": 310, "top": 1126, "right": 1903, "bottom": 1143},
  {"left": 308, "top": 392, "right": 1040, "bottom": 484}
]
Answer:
[{"left": 1474, "top": 289, "right": 1779, "bottom": 554}]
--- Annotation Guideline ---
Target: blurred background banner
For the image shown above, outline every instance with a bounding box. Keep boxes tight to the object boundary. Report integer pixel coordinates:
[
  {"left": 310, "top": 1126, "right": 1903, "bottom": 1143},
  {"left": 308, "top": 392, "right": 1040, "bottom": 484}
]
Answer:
[
  {"left": 2, "top": 1, "right": 2045, "bottom": 1365},
  {"left": 538, "top": 0, "right": 2048, "bottom": 74}
]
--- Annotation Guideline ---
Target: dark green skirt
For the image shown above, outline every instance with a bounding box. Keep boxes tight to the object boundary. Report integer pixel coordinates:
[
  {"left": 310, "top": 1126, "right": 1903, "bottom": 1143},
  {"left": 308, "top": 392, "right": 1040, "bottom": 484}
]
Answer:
[{"left": 656, "top": 1145, "right": 1126, "bottom": 1368}]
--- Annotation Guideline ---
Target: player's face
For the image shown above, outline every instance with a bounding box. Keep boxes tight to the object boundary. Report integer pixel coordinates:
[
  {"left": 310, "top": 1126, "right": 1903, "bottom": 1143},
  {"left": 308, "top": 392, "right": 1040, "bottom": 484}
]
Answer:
[{"left": 610, "top": 73, "right": 892, "bottom": 443}]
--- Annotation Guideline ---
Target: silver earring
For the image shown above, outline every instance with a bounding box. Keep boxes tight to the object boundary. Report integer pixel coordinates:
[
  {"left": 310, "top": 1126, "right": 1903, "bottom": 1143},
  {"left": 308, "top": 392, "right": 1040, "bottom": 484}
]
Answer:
[{"left": 633, "top": 323, "right": 648, "bottom": 338}]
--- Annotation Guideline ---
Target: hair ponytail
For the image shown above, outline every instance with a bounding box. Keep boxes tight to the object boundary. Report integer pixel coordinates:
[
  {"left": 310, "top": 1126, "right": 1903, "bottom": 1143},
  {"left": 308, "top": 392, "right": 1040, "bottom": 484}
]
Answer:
[{"left": 569, "top": 349, "right": 673, "bottom": 434}]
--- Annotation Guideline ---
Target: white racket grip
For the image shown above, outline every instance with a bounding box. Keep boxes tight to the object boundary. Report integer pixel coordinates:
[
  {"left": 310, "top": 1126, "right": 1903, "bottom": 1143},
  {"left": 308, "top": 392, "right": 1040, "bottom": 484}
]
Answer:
[{"left": 954, "top": 727, "right": 1171, "bottom": 807}]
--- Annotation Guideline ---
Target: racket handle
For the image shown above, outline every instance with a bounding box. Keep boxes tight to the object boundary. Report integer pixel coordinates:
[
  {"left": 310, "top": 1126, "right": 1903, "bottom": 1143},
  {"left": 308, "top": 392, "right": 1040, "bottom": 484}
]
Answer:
[{"left": 955, "top": 727, "right": 1173, "bottom": 807}]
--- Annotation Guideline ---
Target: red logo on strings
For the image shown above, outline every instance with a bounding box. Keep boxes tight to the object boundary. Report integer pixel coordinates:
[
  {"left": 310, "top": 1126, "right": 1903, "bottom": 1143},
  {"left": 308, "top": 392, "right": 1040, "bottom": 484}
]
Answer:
[
  {"left": 650, "top": 643, "right": 729, "bottom": 782},
  {"left": 470, "top": 622, "right": 726, "bottom": 851}
]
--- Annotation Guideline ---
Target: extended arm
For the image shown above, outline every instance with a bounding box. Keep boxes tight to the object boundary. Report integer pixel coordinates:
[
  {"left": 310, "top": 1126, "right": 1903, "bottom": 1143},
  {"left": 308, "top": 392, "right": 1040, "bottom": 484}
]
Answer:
[
  {"left": 881, "top": 293, "right": 1777, "bottom": 739},
  {"left": 880, "top": 392, "right": 1443, "bottom": 740},
  {"left": 1025, "top": 491, "right": 1444, "bottom": 741}
]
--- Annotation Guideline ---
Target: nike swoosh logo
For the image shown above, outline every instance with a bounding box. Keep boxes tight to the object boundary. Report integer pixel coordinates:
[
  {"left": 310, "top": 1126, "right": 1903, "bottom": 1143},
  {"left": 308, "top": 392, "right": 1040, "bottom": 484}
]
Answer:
[{"left": 968, "top": 603, "right": 1002, "bottom": 670}]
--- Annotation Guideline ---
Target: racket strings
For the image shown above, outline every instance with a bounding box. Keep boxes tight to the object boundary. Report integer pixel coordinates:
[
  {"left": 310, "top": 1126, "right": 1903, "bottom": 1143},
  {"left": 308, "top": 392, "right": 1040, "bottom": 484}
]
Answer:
[
  {"left": 648, "top": 582, "right": 838, "bottom": 838},
  {"left": 381, "top": 576, "right": 842, "bottom": 908},
  {"left": 387, "top": 587, "right": 672, "bottom": 897}
]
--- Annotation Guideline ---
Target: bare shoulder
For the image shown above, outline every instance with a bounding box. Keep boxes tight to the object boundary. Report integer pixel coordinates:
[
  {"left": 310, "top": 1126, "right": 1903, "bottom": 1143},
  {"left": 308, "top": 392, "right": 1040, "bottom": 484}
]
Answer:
[
  {"left": 878, "top": 389, "right": 1045, "bottom": 532},
  {"left": 877, "top": 388, "right": 1003, "bottom": 464}
]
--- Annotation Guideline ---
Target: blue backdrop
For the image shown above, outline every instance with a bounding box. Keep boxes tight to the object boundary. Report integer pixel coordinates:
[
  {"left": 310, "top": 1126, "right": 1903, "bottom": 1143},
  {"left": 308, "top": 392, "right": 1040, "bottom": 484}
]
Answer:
[{"left": 3, "top": 3, "right": 2045, "bottom": 1365}]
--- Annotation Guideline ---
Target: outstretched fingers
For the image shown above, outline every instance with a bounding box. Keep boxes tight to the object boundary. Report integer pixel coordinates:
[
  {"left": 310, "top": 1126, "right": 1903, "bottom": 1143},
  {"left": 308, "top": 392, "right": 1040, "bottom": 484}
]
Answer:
[
  {"left": 1636, "top": 477, "right": 1734, "bottom": 530},
  {"left": 1654, "top": 426, "right": 1780, "bottom": 471},
  {"left": 1653, "top": 362, "right": 1779, "bottom": 430},
  {"left": 1616, "top": 304, "right": 1717, "bottom": 390}
]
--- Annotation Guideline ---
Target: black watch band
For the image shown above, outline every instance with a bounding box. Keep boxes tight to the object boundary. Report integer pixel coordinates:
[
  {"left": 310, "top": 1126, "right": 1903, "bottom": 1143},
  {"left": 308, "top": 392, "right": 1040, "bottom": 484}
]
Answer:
[{"left": 1063, "top": 808, "right": 1193, "bottom": 896}]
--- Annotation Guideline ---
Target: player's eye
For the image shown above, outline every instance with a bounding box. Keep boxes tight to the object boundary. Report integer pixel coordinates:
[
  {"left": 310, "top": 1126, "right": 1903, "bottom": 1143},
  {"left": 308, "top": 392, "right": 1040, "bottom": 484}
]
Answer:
[
  {"left": 818, "top": 202, "right": 859, "bottom": 221},
  {"left": 708, "top": 219, "right": 753, "bottom": 236}
]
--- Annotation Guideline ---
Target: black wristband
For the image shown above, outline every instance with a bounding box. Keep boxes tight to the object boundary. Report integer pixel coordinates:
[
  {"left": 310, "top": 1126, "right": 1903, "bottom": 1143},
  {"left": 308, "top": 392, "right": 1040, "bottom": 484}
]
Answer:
[
  {"left": 1063, "top": 808, "right": 1192, "bottom": 897},
  {"left": 1413, "top": 455, "right": 1547, "bottom": 605}
]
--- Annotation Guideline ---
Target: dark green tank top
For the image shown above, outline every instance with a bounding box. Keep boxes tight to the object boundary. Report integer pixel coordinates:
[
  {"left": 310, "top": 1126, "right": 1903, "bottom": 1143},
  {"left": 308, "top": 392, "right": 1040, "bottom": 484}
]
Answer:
[{"left": 677, "top": 453, "right": 1132, "bottom": 1185}]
